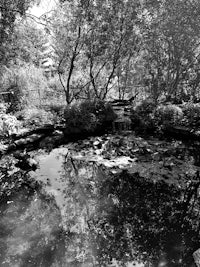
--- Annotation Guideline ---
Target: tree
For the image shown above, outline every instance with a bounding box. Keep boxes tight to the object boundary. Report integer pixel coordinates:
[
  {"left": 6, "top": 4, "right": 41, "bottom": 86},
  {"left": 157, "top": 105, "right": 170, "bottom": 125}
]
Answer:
[
  {"left": 0, "top": 0, "right": 38, "bottom": 66},
  {"left": 11, "top": 20, "right": 48, "bottom": 67},
  {"left": 138, "top": 0, "right": 200, "bottom": 101},
  {"left": 82, "top": 0, "right": 140, "bottom": 100},
  {"left": 51, "top": 1, "right": 88, "bottom": 104},
  {"left": 52, "top": 0, "right": 140, "bottom": 103}
]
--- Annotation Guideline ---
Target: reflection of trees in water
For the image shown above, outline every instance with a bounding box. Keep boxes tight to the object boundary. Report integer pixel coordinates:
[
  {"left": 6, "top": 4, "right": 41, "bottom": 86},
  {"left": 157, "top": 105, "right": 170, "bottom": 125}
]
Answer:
[
  {"left": 5, "top": 151, "right": 199, "bottom": 267},
  {"left": 0, "top": 172, "right": 66, "bottom": 267},
  {"left": 62, "top": 155, "right": 200, "bottom": 266},
  {"left": 91, "top": 169, "right": 200, "bottom": 266}
]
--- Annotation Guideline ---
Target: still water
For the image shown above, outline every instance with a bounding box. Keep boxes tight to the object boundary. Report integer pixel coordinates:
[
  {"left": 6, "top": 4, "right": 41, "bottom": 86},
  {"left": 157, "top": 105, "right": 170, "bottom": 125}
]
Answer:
[{"left": 0, "top": 143, "right": 200, "bottom": 266}]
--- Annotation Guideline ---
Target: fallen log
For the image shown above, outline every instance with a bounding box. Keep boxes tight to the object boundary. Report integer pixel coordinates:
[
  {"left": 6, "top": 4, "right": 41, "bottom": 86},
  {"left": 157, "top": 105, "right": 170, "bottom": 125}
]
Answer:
[
  {"left": 6, "top": 133, "right": 47, "bottom": 153},
  {"left": 11, "top": 124, "right": 55, "bottom": 140}
]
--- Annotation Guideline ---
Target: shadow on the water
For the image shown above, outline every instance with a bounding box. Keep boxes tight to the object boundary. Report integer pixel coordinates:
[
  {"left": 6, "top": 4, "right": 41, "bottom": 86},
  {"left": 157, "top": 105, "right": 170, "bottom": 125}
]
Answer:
[{"left": 1, "top": 145, "right": 200, "bottom": 266}]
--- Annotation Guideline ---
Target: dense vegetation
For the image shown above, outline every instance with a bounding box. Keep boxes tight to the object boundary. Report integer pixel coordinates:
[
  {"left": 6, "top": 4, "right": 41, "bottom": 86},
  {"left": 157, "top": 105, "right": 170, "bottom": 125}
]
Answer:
[
  {"left": 2, "top": 1, "right": 200, "bottom": 266},
  {"left": 1, "top": 0, "right": 200, "bottom": 126}
]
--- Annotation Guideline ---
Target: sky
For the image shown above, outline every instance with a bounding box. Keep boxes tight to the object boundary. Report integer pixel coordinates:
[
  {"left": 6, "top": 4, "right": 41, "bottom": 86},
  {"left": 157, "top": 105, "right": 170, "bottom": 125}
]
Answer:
[{"left": 30, "top": 0, "right": 57, "bottom": 17}]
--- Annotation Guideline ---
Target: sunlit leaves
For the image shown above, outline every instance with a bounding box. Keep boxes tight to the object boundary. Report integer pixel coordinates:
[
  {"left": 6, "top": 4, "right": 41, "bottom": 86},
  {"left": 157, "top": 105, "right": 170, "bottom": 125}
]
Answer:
[{"left": 0, "top": 0, "right": 37, "bottom": 65}]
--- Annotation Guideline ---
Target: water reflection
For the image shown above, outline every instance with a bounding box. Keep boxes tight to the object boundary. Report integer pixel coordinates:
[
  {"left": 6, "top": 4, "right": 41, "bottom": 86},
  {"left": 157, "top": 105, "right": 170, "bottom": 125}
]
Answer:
[
  {"left": 0, "top": 172, "right": 66, "bottom": 267},
  {"left": 32, "top": 147, "right": 200, "bottom": 266}
]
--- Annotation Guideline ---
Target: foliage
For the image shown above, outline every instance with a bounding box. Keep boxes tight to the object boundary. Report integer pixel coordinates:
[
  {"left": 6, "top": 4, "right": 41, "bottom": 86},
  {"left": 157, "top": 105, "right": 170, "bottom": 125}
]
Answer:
[
  {"left": 18, "top": 107, "right": 54, "bottom": 128},
  {"left": 80, "top": 100, "right": 117, "bottom": 125},
  {"left": 0, "top": 102, "right": 9, "bottom": 114},
  {"left": 135, "top": 99, "right": 156, "bottom": 117},
  {"left": 46, "top": 76, "right": 65, "bottom": 97},
  {"left": 46, "top": 103, "right": 65, "bottom": 117},
  {"left": 11, "top": 20, "right": 48, "bottom": 66},
  {"left": 154, "top": 104, "right": 183, "bottom": 126},
  {"left": 64, "top": 100, "right": 116, "bottom": 136},
  {"left": 0, "top": 113, "right": 21, "bottom": 137},
  {"left": 0, "top": 64, "right": 48, "bottom": 111},
  {"left": 0, "top": 102, "right": 20, "bottom": 137},
  {"left": 182, "top": 103, "right": 200, "bottom": 127},
  {"left": 51, "top": 0, "right": 139, "bottom": 102},
  {"left": 0, "top": 0, "right": 37, "bottom": 65},
  {"left": 138, "top": 0, "right": 200, "bottom": 100},
  {"left": 130, "top": 99, "right": 156, "bottom": 132},
  {"left": 130, "top": 110, "right": 141, "bottom": 128},
  {"left": 64, "top": 102, "right": 97, "bottom": 135},
  {"left": 43, "top": 103, "right": 66, "bottom": 124}
]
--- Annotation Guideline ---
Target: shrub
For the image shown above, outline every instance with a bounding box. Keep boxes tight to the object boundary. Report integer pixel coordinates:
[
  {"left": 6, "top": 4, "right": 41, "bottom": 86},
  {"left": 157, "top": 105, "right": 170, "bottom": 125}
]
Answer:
[
  {"left": 64, "top": 103, "right": 97, "bottom": 135},
  {"left": 17, "top": 108, "right": 54, "bottom": 128},
  {"left": 130, "top": 110, "right": 141, "bottom": 128},
  {"left": 130, "top": 99, "right": 156, "bottom": 132},
  {"left": 135, "top": 99, "right": 156, "bottom": 117},
  {"left": 0, "top": 103, "right": 9, "bottom": 114},
  {"left": 80, "top": 100, "right": 117, "bottom": 127},
  {"left": 0, "top": 114, "right": 21, "bottom": 137},
  {"left": 43, "top": 103, "right": 66, "bottom": 124},
  {"left": 64, "top": 100, "right": 117, "bottom": 136},
  {"left": 154, "top": 104, "right": 183, "bottom": 126},
  {"left": 182, "top": 103, "right": 200, "bottom": 127}
]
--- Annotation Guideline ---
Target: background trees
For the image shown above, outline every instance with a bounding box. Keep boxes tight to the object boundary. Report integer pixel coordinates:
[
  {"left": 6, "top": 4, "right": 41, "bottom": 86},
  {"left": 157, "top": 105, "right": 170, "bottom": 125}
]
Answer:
[
  {"left": 51, "top": 0, "right": 200, "bottom": 103},
  {"left": 1, "top": 0, "right": 200, "bottom": 109},
  {"left": 0, "top": 0, "right": 38, "bottom": 65},
  {"left": 138, "top": 0, "right": 200, "bottom": 102},
  {"left": 52, "top": 0, "right": 141, "bottom": 103}
]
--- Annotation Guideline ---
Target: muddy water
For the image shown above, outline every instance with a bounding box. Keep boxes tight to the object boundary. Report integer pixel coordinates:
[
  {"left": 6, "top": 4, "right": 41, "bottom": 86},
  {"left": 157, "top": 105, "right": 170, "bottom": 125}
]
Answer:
[{"left": 1, "top": 142, "right": 200, "bottom": 267}]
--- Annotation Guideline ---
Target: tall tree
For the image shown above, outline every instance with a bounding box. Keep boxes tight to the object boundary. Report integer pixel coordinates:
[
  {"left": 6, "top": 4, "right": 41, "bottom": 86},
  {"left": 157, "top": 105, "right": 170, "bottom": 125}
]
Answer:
[
  {"left": 52, "top": 1, "right": 87, "bottom": 104},
  {"left": 52, "top": 0, "right": 140, "bottom": 103},
  {"left": 83, "top": 0, "right": 140, "bottom": 100}
]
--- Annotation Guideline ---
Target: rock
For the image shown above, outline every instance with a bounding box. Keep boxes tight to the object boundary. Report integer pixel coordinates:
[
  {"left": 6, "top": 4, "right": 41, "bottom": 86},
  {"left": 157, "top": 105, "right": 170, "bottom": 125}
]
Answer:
[
  {"left": 14, "top": 154, "right": 38, "bottom": 171},
  {"left": 93, "top": 140, "right": 102, "bottom": 149}
]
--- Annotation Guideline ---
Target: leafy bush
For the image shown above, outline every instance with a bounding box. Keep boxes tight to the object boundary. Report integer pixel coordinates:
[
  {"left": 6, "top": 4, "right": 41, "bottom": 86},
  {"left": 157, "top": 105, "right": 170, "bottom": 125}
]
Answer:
[
  {"left": 135, "top": 99, "right": 156, "bottom": 117},
  {"left": 154, "top": 104, "right": 183, "bottom": 126},
  {"left": 80, "top": 100, "right": 117, "bottom": 126},
  {"left": 17, "top": 108, "right": 54, "bottom": 128},
  {"left": 0, "top": 103, "right": 9, "bottom": 114},
  {"left": 0, "top": 103, "right": 20, "bottom": 136},
  {"left": 130, "top": 110, "right": 141, "bottom": 128},
  {"left": 182, "top": 103, "right": 200, "bottom": 127},
  {"left": 43, "top": 103, "right": 66, "bottom": 124},
  {"left": 0, "top": 114, "right": 21, "bottom": 137},
  {"left": 64, "top": 100, "right": 117, "bottom": 136},
  {"left": 130, "top": 100, "right": 156, "bottom": 132},
  {"left": 64, "top": 103, "right": 97, "bottom": 135}
]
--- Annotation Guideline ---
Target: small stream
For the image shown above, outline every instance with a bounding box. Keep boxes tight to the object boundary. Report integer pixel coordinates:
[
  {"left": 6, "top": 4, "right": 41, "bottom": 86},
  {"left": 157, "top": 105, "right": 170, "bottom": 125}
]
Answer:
[{"left": 1, "top": 135, "right": 200, "bottom": 266}]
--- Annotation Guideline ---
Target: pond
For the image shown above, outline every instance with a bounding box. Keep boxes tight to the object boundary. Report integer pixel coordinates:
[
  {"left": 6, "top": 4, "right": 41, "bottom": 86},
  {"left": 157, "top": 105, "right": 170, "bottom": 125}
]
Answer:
[{"left": 1, "top": 134, "right": 200, "bottom": 266}]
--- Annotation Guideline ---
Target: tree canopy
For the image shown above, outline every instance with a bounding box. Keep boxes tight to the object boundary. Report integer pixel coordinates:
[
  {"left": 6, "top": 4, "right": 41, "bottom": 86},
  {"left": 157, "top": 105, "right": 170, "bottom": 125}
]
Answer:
[
  {"left": 49, "top": 0, "right": 200, "bottom": 103},
  {"left": 0, "top": 0, "right": 38, "bottom": 65}
]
